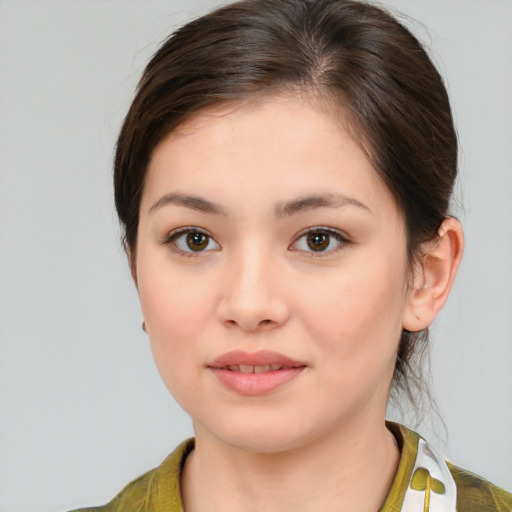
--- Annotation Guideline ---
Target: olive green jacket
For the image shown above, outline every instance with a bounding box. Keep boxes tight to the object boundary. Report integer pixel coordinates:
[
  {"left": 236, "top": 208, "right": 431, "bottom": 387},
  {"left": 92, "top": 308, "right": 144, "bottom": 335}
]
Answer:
[{"left": 71, "top": 423, "right": 512, "bottom": 512}]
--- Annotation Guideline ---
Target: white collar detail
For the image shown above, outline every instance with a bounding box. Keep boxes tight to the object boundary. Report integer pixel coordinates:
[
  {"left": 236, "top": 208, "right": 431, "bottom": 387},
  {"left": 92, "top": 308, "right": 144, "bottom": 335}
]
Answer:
[{"left": 400, "top": 437, "right": 457, "bottom": 512}]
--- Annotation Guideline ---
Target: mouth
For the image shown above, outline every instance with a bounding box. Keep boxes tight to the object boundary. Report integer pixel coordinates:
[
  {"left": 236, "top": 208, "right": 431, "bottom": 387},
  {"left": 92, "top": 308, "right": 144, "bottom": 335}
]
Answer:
[
  {"left": 212, "top": 363, "right": 295, "bottom": 373},
  {"left": 208, "top": 350, "right": 306, "bottom": 371},
  {"left": 208, "top": 350, "right": 307, "bottom": 395}
]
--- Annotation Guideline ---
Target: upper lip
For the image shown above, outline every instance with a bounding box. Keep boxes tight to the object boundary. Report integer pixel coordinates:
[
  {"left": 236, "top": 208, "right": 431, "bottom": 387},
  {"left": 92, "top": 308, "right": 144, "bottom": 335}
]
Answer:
[{"left": 208, "top": 350, "right": 306, "bottom": 369}]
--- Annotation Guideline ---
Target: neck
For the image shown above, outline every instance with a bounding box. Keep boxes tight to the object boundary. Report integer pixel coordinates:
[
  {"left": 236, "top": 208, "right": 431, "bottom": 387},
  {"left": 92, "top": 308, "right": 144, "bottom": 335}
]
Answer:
[{"left": 181, "top": 416, "right": 400, "bottom": 512}]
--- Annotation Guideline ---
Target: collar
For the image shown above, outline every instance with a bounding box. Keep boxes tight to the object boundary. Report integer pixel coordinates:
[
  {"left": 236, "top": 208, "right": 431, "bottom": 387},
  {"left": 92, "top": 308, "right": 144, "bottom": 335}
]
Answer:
[
  {"left": 159, "top": 422, "right": 457, "bottom": 512},
  {"left": 383, "top": 422, "right": 457, "bottom": 512}
]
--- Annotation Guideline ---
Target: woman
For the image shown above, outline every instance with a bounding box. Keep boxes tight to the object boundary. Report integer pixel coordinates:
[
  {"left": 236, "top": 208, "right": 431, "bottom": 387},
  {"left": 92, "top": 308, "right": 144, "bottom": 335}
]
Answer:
[{"left": 73, "top": 0, "right": 512, "bottom": 510}]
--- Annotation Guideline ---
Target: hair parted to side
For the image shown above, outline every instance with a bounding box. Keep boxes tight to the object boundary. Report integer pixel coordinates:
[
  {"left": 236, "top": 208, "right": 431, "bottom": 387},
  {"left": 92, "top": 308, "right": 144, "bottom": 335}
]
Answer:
[{"left": 114, "top": 0, "right": 458, "bottom": 408}]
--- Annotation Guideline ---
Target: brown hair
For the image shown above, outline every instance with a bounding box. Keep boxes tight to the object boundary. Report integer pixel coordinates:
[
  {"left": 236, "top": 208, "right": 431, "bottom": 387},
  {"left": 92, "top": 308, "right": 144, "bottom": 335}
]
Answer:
[{"left": 114, "top": 0, "right": 457, "bottom": 406}]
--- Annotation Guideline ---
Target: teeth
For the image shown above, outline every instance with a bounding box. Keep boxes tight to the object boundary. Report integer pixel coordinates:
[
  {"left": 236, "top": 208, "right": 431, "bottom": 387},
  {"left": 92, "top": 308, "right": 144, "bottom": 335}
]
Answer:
[{"left": 226, "top": 364, "right": 282, "bottom": 373}]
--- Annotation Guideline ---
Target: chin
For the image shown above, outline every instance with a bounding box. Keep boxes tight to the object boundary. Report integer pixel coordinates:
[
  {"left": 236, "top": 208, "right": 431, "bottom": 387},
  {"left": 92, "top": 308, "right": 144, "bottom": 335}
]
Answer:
[
  {"left": 194, "top": 410, "right": 329, "bottom": 455},
  {"left": 218, "top": 431, "right": 307, "bottom": 454}
]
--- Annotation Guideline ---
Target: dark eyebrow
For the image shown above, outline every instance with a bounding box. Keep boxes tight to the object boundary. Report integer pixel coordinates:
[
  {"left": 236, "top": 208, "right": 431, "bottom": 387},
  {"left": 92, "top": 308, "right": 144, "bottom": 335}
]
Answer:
[
  {"left": 149, "top": 193, "right": 227, "bottom": 216},
  {"left": 274, "top": 193, "right": 371, "bottom": 217},
  {"left": 149, "top": 192, "right": 370, "bottom": 216}
]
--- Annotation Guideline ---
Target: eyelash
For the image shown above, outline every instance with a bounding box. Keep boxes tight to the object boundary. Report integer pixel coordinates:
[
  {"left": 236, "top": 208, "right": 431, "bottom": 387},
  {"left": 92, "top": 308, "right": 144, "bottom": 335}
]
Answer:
[
  {"left": 293, "top": 226, "right": 350, "bottom": 257},
  {"left": 162, "top": 226, "right": 219, "bottom": 257},
  {"left": 161, "top": 226, "right": 350, "bottom": 258}
]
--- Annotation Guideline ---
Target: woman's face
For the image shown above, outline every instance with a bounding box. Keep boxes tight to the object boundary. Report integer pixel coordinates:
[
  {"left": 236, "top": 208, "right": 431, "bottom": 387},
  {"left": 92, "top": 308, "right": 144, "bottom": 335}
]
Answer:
[{"left": 135, "top": 95, "right": 413, "bottom": 452}]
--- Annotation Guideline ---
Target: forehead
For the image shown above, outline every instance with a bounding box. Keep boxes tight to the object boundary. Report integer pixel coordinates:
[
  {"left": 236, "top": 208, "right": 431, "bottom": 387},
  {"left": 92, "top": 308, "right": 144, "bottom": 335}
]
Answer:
[
  {"left": 142, "top": 94, "right": 397, "bottom": 217},
  {"left": 167, "top": 92, "right": 362, "bottom": 149}
]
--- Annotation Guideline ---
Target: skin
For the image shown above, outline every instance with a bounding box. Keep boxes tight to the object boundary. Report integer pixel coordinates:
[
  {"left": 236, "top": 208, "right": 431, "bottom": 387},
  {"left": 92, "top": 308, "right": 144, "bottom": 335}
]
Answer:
[{"left": 133, "top": 94, "right": 463, "bottom": 512}]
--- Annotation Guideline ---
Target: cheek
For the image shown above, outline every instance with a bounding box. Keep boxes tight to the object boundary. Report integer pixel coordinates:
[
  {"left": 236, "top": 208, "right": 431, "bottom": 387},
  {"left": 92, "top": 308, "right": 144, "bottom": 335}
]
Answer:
[
  {"left": 300, "top": 252, "right": 408, "bottom": 360},
  {"left": 138, "top": 254, "right": 215, "bottom": 331},
  {"left": 136, "top": 259, "right": 217, "bottom": 387}
]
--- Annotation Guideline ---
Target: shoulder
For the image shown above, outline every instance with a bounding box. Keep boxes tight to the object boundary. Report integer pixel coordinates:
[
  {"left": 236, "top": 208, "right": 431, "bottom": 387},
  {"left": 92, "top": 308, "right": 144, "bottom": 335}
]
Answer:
[
  {"left": 68, "top": 439, "right": 194, "bottom": 512},
  {"left": 68, "top": 468, "right": 158, "bottom": 512},
  {"left": 447, "top": 462, "right": 512, "bottom": 512}
]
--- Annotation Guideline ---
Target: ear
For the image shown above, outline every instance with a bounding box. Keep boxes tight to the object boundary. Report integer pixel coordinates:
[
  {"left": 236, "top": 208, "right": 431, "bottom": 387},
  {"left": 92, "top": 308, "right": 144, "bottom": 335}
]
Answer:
[{"left": 402, "top": 217, "right": 464, "bottom": 332}]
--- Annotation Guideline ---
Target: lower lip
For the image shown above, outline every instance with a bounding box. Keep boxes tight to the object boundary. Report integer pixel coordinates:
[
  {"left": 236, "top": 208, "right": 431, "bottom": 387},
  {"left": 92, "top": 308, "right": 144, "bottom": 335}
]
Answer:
[{"left": 210, "top": 367, "right": 305, "bottom": 395}]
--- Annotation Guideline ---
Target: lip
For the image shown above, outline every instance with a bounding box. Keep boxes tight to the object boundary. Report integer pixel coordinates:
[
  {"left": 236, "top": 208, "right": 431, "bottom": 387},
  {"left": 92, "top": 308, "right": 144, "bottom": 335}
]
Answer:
[
  {"left": 208, "top": 350, "right": 307, "bottom": 396},
  {"left": 209, "top": 350, "right": 305, "bottom": 368}
]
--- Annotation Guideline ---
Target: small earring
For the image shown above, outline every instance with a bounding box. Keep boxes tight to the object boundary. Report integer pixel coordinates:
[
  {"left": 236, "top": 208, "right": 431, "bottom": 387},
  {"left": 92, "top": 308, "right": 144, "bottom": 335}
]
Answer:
[{"left": 142, "top": 321, "right": 147, "bottom": 333}]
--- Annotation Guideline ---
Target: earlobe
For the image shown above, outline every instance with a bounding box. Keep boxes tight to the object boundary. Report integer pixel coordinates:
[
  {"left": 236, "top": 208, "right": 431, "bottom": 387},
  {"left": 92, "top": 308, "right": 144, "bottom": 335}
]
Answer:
[{"left": 402, "top": 217, "right": 464, "bottom": 332}]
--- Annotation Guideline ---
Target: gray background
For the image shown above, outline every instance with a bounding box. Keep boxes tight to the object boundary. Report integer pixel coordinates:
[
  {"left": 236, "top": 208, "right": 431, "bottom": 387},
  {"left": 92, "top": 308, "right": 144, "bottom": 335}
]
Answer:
[{"left": 0, "top": 1, "right": 511, "bottom": 511}]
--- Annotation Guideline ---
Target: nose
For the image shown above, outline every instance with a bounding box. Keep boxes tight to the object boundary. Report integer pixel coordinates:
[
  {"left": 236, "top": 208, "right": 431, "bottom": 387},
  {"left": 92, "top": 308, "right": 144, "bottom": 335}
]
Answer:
[{"left": 217, "top": 244, "right": 290, "bottom": 333}]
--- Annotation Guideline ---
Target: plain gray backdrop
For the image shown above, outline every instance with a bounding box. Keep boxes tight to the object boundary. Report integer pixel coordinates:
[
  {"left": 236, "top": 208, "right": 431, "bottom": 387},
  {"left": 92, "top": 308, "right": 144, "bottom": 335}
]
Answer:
[{"left": 0, "top": 1, "right": 511, "bottom": 511}]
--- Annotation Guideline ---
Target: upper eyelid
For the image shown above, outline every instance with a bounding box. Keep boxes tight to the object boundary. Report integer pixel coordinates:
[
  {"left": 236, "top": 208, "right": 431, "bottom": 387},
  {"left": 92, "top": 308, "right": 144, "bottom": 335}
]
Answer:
[
  {"left": 163, "top": 226, "right": 213, "bottom": 242},
  {"left": 295, "top": 226, "right": 349, "bottom": 239}
]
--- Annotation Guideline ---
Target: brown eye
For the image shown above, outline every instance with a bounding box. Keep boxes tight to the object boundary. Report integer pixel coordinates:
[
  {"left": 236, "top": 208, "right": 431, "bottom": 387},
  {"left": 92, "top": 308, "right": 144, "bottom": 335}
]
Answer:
[
  {"left": 186, "top": 232, "right": 209, "bottom": 251},
  {"left": 165, "top": 228, "right": 220, "bottom": 254},
  {"left": 292, "top": 228, "right": 349, "bottom": 256},
  {"left": 306, "top": 232, "right": 329, "bottom": 251}
]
